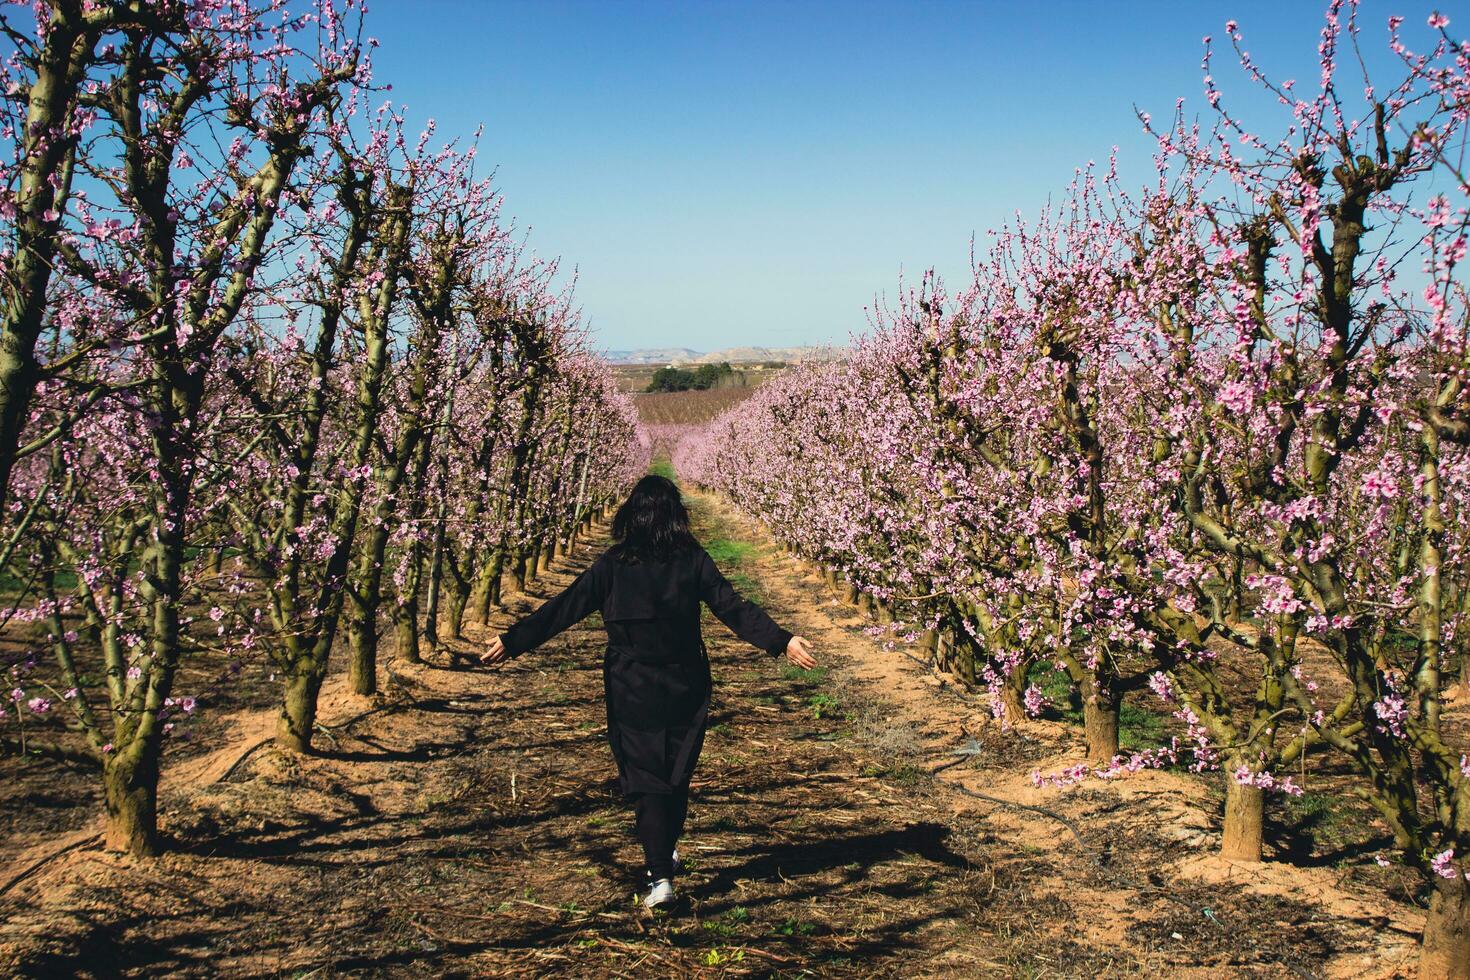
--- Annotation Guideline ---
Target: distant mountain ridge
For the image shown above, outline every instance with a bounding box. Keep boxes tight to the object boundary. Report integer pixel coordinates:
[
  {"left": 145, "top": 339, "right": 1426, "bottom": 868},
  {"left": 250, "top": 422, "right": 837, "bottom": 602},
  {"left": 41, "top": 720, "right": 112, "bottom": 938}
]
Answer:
[{"left": 603, "top": 345, "right": 843, "bottom": 365}]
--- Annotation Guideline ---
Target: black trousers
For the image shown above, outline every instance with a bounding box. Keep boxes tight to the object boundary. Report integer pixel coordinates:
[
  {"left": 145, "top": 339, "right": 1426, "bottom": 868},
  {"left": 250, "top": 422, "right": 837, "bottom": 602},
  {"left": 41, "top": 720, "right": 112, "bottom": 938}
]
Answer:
[{"left": 632, "top": 787, "right": 689, "bottom": 881}]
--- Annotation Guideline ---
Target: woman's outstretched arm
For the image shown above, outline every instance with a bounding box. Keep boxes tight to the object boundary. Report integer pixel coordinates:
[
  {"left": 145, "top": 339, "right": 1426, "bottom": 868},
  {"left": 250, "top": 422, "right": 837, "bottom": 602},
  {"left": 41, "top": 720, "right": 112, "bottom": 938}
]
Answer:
[
  {"left": 697, "top": 549, "right": 815, "bottom": 668},
  {"left": 482, "top": 556, "right": 610, "bottom": 665}
]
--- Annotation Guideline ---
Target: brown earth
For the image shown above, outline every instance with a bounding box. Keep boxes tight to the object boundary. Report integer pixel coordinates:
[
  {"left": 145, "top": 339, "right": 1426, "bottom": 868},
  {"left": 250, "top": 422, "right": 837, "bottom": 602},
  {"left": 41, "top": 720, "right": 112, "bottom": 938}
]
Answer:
[
  {"left": 0, "top": 487, "right": 1435, "bottom": 978},
  {"left": 634, "top": 388, "right": 761, "bottom": 426}
]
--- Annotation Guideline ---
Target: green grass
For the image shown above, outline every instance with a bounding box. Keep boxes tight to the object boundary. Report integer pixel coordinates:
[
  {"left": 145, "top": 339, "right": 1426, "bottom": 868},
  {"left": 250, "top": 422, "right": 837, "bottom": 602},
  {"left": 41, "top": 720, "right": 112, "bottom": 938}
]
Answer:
[
  {"left": 1030, "top": 665, "right": 1083, "bottom": 722},
  {"left": 698, "top": 536, "right": 766, "bottom": 601},
  {"left": 648, "top": 458, "right": 677, "bottom": 481},
  {"left": 0, "top": 567, "right": 78, "bottom": 597},
  {"left": 781, "top": 664, "right": 828, "bottom": 685},
  {"left": 726, "top": 572, "right": 765, "bottom": 603},
  {"left": 1281, "top": 790, "right": 1355, "bottom": 838},
  {"left": 1119, "top": 700, "right": 1166, "bottom": 749},
  {"left": 704, "top": 538, "right": 755, "bottom": 564}
]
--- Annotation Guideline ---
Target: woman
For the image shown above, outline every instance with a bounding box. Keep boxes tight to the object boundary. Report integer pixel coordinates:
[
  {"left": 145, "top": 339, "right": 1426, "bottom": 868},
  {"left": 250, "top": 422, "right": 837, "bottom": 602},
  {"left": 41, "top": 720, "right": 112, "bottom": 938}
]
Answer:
[{"left": 480, "top": 475, "right": 815, "bottom": 909}]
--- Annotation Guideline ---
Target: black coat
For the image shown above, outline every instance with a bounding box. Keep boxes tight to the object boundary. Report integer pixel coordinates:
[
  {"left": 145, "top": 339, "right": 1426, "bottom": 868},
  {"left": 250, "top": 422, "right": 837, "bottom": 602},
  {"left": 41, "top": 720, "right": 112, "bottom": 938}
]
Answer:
[{"left": 501, "top": 546, "right": 793, "bottom": 796}]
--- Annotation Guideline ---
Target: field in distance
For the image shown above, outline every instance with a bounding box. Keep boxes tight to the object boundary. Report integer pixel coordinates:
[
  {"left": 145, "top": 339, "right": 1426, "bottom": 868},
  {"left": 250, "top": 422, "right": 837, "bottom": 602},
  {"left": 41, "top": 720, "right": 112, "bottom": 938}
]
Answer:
[{"left": 610, "top": 362, "right": 790, "bottom": 426}]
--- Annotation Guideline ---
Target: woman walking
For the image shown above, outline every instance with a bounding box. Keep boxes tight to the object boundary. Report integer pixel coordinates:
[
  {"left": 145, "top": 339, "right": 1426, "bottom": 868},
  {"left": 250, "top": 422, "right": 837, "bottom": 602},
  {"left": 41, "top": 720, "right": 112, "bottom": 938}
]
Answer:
[{"left": 480, "top": 475, "right": 816, "bottom": 909}]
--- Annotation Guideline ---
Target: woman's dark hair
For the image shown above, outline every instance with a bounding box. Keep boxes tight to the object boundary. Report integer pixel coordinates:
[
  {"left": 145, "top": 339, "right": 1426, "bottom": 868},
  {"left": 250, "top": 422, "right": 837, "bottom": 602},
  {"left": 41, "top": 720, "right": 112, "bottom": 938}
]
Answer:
[{"left": 610, "top": 475, "right": 699, "bottom": 563}]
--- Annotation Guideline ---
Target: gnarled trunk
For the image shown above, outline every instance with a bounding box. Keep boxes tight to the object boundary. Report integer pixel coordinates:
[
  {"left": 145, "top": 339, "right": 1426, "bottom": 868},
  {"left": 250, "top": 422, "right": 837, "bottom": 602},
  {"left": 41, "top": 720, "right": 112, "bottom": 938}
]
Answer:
[
  {"left": 103, "top": 747, "right": 161, "bottom": 857},
  {"left": 277, "top": 664, "right": 325, "bottom": 753}
]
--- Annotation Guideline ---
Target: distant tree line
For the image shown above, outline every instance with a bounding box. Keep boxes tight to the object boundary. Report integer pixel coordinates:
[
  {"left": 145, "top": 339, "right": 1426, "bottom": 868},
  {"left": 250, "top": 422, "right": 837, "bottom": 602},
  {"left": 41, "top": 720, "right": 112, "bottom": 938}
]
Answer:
[{"left": 645, "top": 362, "right": 736, "bottom": 392}]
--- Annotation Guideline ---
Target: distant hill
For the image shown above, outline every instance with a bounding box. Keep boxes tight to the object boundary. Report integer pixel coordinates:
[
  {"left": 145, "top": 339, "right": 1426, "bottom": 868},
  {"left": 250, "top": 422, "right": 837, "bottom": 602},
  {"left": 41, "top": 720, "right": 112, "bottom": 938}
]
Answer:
[
  {"left": 602, "top": 348, "right": 702, "bottom": 365},
  {"left": 603, "top": 345, "right": 843, "bottom": 365}
]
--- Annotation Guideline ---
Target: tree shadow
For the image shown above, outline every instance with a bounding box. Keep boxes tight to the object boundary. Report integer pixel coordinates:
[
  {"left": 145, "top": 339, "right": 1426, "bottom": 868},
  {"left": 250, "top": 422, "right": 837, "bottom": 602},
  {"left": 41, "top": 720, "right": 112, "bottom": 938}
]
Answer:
[
  {"left": 311, "top": 732, "right": 464, "bottom": 764},
  {"left": 698, "top": 821, "right": 969, "bottom": 903},
  {"left": 1265, "top": 806, "right": 1395, "bottom": 869}
]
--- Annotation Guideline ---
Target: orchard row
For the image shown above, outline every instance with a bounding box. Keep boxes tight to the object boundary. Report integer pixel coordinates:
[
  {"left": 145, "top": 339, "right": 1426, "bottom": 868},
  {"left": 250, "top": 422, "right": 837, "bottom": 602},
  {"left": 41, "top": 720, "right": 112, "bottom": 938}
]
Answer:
[
  {"left": 678, "top": 5, "right": 1470, "bottom": 973},
  {"left": 0, "top": 2, "right": 647, "bottom": 859}
]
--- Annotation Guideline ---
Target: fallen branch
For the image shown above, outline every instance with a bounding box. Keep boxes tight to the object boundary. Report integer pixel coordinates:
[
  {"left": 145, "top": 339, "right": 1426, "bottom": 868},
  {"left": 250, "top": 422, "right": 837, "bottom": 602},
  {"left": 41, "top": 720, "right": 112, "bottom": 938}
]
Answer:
[
  {"left": 930, "top": 752, "right": 1099, "bottom": 865},
  {"left": 0, "top": 832, "right": 102, "bottom": 896}
]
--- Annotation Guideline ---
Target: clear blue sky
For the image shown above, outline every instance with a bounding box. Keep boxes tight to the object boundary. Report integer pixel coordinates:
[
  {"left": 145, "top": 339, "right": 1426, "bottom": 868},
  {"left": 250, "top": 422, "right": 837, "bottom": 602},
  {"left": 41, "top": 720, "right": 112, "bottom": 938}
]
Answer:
[{"left": 367, "top": 1, "right": 1440, "bottom": 353}]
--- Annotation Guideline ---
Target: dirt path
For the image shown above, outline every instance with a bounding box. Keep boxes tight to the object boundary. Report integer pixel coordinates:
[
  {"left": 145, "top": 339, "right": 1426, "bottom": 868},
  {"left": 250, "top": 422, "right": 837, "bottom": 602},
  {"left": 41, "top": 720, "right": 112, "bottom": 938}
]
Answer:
[{"left": 0, "top": 489, "right": 1423, "bottom": 978}]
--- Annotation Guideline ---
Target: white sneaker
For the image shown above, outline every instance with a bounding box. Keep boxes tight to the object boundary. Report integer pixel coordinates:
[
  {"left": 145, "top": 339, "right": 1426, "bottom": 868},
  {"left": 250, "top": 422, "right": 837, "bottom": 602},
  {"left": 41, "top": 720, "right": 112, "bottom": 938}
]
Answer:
[{"left": 641, "top": 878, "right": 676, "bottom": 909}]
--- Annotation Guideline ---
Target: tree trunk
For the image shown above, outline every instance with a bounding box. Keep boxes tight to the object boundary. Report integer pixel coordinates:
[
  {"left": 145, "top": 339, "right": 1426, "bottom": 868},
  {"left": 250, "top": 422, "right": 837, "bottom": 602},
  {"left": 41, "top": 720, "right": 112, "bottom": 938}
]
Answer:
[
  {"left": 917, "top": 628, "right": 938, "bottom": 665},
  {"left": 441, "top": 555, "right": 469, "bottom": 642},
  {"left": 446, "top": 586, "right": 469, "bottom": 643},
  {"left": 395, "top": 597, "right": 421, "bottom": 665},
  {"left": 423, "top": 524, "right": 448, "bottom": 651},
  {"left": 858, "top": 592, "right": 874, "bottom": 617},
  {"left": 395, "top": 554, "right": 425, "bottom": 666},
  {"left": 0, "top": 19, "right": 89, "bottom": 518},
  {"left": 1220, "top": 778, "right": 1265, "bottom": 862},
  {"left": 844, "top": 581, "right": 859, "bottom": 605},
  {"left": 512, "top": 553, "right": 528, "bottom": 592},
  {"left": 997, "top": 660, "right": 1027, "bottom": 726},
  {"left": 1422, "top": 874, "right": 1470, "bottom": 980},
  {"left": 917, "top": 628, "right": 940, "bottom": 667},
  {"left": 466, "top": 549, "right": 503, "bottom": 626},
  {"left": 103, "top": 748, "right": 161, "bottom": 856},
  {"left": 347, "top": 519, "right": 394, "bottom": 695},
  {"left": 277, "top": 665, "right": 324, "bottom": 753},
  {"left": 1083, "top": 688, "right": 1120, "bottom": 764},
  {"left": 1461, "top": 632, "right": 1470, "bottom": 691},
  {"left": 952, "top": 632, "right": 977, "bottom": 685},
  {"left": 347, "top": 608, "right": 379, "bottom": 695},
  {"left": 935, "top": 628, "right": 952, "bottom": 673}
]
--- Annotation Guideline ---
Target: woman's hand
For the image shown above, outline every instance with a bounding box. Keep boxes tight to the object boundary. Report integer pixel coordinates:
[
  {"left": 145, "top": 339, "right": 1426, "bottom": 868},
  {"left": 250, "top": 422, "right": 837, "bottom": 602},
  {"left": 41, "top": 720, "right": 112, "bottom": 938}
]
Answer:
[
  {"left": 481, "top": 635, "right": 509, "bottom": 667},
  {"left": 785, "top": 635, "right": 816, "bottom": 670}
]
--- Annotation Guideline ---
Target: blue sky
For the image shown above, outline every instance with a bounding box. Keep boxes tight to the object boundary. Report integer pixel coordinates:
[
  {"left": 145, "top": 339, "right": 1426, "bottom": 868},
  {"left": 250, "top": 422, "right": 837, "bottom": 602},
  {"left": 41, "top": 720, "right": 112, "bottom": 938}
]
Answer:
[{"left": 367, "top": 1, "right": 1442, "bottom": 352}]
